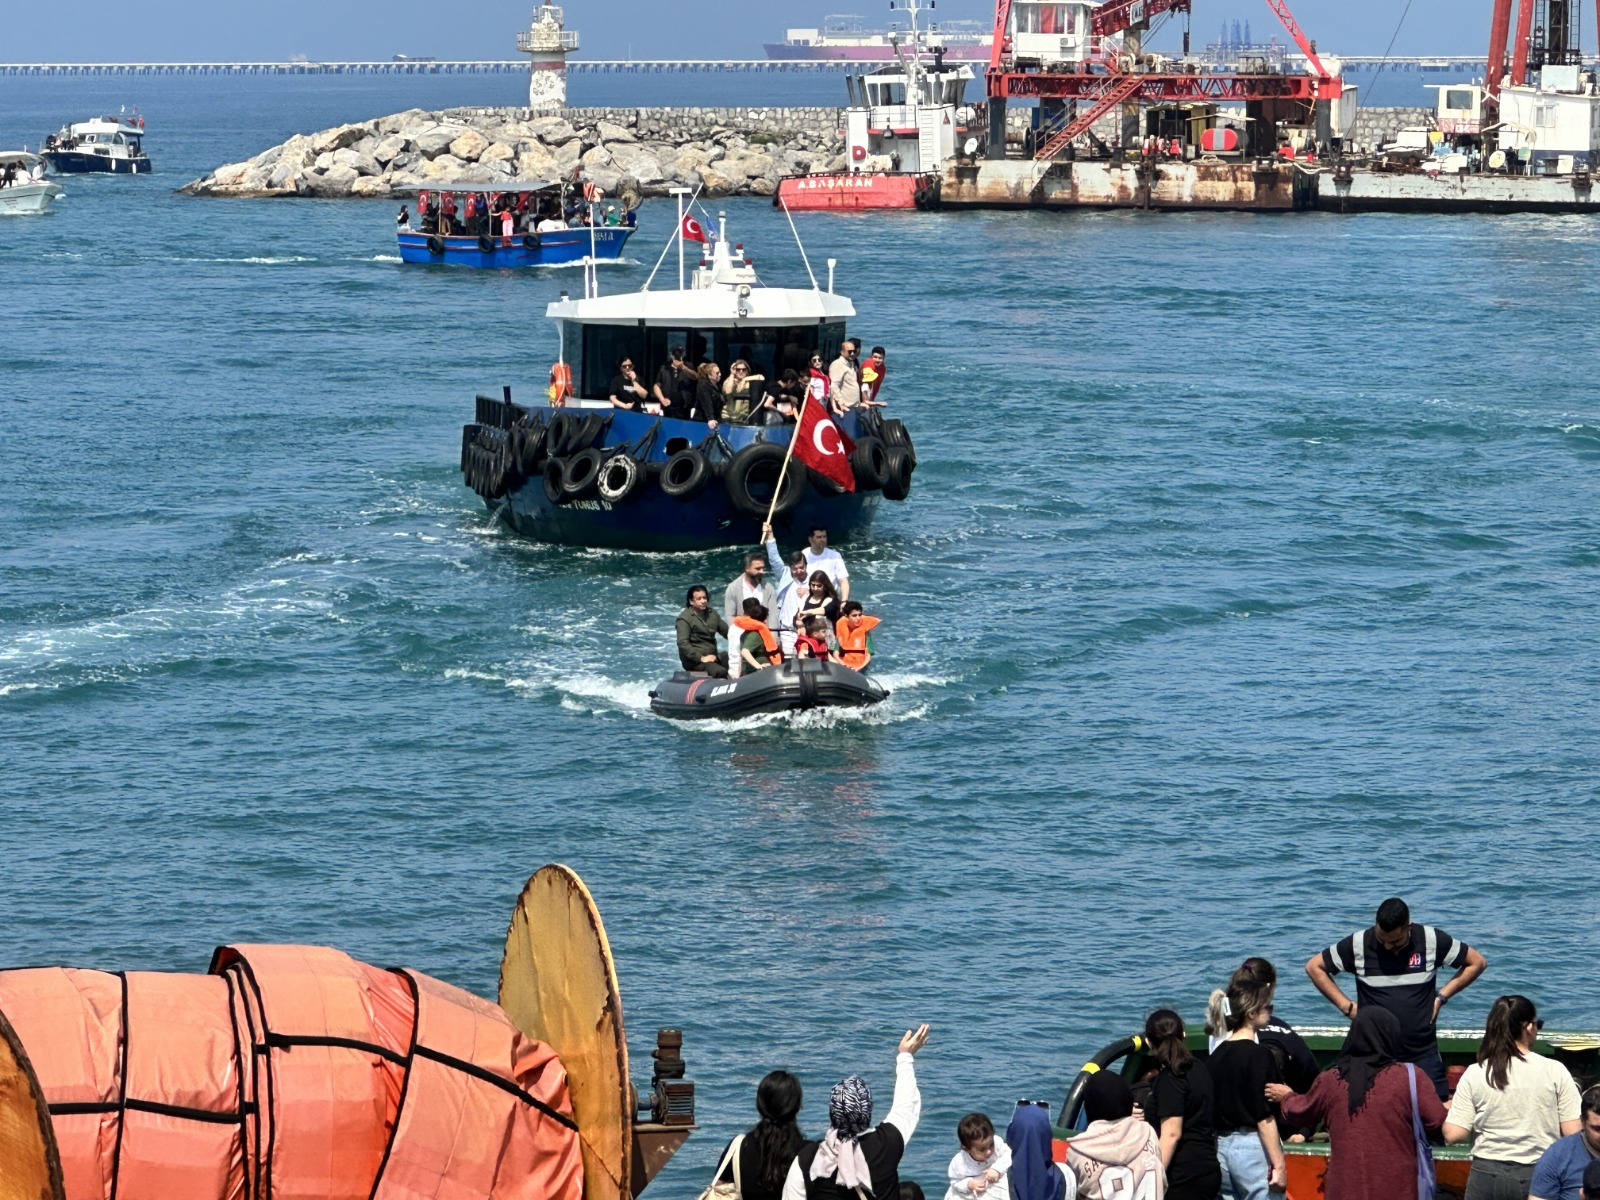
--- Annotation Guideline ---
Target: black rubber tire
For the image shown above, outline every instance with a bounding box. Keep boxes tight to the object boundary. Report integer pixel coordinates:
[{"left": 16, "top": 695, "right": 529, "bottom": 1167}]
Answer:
[
  {"left": 518, "top": 423, "right": 548, "bottom": 474},
  {"left": 724, "top": 442, "right": 807, "bottom": 518},
  {"left": 478, "top": 233, "right": 495, "bottom": 253},
  {"left": 522, "top": 233, "right": 540, "bottom": 251},
  {"left": 426, "top": 235, "right": 444, "bottom": 256},
  {"left": 597, "top": 454, "right": 646, "bottom": 505},
  {"left": 660, "top": 448, "right": 711, "bottom": 500},
  {"left": 543, "top": 458, "right": 568, "bottom": 505},
  {"left": 547, "top": 412, "right": 582, "bottom": 458},
  {"left": 561, "top": 448, "right": 603, "bottom": 499},
  {"left": 464, "top": 448, "right": 480, "bottom": 493},
  {"left": 849, "top": 436, "right": 890, "bottom": 491},
  {"left": 574, "top": 413, "right": 607, "bottom": 452},
  {"left": 882, "top": 446, "right": 915, "bottom": 501},
  {"left": 486, "top": 451, "right": 510, "bottom": 499},
  {"left": 880, "top": 418, "right": 911, "bottom": 449}
]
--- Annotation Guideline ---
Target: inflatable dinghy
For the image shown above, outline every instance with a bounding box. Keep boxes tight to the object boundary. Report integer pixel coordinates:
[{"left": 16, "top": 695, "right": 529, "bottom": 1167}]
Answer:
[{"left": 649, "top": 658, "right": 889, "bottom": 719}]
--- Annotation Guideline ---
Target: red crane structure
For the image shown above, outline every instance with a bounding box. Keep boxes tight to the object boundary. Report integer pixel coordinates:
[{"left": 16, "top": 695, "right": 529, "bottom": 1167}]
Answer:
[
  {"left": 984, "top": 0, "right": 1342, "bottom": 160},
  {"left": 1485, "top": 0, "right": 1592, "bottom": 100}
]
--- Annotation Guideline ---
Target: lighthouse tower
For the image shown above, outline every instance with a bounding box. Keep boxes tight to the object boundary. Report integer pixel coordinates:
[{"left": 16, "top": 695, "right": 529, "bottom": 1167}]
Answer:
[{"left": 518, "top": 5, "right": 578, "bottom": 111}]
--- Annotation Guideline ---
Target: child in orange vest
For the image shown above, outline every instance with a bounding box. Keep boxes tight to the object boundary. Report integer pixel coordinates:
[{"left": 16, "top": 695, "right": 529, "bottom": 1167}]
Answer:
[
  {"left": 732, "top": 598, "right": 782, "bottom": 677},
  {"left": 834, "top": 601, "right": 880, "bottom": 672}
]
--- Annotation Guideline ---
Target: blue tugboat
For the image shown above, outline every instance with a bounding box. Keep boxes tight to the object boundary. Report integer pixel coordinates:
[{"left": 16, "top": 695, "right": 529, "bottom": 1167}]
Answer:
[
  {"left": 397, "top": 181, "right": 635, "bottom": 268},
  {"left": 458, "top": 198, "right": 917, "bottom": 552},
  {"left": 41, "top": 115, "right": 151, "bottom": 174}
]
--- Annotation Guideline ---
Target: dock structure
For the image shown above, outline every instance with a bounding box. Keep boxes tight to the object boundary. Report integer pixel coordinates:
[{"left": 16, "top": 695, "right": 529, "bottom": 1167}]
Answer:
[{"left": 0, "top": 56, "right": 1570, "bottom": 79}]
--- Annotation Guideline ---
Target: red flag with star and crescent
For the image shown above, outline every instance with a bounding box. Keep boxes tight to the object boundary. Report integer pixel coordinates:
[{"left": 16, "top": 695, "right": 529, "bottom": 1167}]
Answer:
[
  {"left": 681, "top": 212, "right": 708, "bottom": 243},
  {"left": 792, "top": 395, "right": 856, "bottom": 492}
]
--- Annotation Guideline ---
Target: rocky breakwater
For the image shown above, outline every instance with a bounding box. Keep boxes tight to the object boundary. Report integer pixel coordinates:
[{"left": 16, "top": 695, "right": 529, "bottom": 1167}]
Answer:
[{"left": 181, "top": 106, "right": 847, "bottom": 199}]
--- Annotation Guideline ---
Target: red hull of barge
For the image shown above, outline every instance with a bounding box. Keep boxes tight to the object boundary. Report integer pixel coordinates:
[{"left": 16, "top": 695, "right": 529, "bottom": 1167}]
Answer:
[{"left": 775, "top": 172, "right": 935, "bottom": 211}]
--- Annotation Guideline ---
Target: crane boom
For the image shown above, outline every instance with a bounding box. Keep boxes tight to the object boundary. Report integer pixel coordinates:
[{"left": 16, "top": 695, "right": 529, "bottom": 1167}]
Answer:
[
  {"left": 1090, "top": 0, "right": 1191, "bottom": 39},
  {"left": 1261, "top": 0, "right": 1330, "bottom": 80}
]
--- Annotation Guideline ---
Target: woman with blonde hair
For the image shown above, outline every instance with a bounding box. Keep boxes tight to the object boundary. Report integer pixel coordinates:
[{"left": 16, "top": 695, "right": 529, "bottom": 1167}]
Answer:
[
  {"left": 1443, "top": 995, "right": 1582, "bottom": 1200},
  {"left": 1205, "top": 961, "right": 1286, "bottom": 1200}
]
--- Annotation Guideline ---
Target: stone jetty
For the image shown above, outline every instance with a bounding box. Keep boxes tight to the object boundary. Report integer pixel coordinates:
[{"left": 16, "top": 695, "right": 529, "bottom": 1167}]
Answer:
[{"left": 181, "top": 106, "right": 847, "bottom": 199}]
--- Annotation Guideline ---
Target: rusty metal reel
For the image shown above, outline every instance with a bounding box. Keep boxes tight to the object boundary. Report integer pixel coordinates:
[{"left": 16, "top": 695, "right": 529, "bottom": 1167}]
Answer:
[
  {"left": 0, "top": 1006, "right": 63, "bottom": 1200},
  {"left": 499, "top": 865, "right": 630, "bottom": 1200}
]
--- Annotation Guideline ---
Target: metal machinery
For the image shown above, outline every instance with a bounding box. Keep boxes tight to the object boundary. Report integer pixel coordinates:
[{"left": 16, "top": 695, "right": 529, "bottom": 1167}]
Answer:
[
  {"left": 1487, "top": 0, "right": 1588, "bottom": 99},
  {"left": 983, "top": 0, "right": 1342, "bottom": 160}
]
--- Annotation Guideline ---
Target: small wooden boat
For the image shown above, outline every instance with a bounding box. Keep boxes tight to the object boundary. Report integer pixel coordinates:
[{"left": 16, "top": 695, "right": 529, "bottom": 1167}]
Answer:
[
  {"left": 0, "top": 864, "right": 694, "bottom": 1200},
  {"left": 650, "top": 657, "right": 890, "bottom": 719}
]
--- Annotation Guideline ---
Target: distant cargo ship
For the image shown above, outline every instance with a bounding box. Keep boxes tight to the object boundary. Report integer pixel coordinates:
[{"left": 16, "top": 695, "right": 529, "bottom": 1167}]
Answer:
[{"left": 764, "top": 14, "right": 992, "bottom": 61}]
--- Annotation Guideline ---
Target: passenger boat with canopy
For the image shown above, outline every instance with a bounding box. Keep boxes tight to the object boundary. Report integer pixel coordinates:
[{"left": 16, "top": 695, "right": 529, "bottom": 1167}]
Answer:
[
  {"left": 0, "top": 864, "right": 695, "bottom": 1200},
  {"left": 396, "top": 179, "right": 636, "bottom": 267},
  {"left": 41, "top": 115, "right": 151, "bottom": 174},
  {"left": 0, "top": 153, "right": 63, "bottom": 215},
  {"left": 458, "top": 189, "right": 919, "bottom": 552},
  {"left": 1055, "top": 1024, "right": 1600, "bottom": 1199}
]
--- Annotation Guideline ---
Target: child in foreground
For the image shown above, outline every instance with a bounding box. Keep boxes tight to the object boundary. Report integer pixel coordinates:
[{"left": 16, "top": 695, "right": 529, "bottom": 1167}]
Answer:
[{"left": 947, "top": 1112, "right": 1012, "bottom": 1200}]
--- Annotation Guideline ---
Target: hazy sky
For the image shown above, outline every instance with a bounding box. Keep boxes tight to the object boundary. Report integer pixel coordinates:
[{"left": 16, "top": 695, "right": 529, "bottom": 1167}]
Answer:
[{"left": 3, "top": 0, "right": 1505, "bottom": 63}]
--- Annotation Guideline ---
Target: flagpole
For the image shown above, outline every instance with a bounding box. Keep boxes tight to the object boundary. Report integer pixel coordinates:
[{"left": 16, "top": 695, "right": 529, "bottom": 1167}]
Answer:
[{"left": 762, "top": 394, "right": 811, "bottom": 530}]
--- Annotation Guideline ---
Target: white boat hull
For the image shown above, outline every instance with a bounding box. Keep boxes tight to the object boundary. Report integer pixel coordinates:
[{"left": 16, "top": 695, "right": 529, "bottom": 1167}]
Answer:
[{"left": 0, "top": 181, "right": 63, "bottom": 214}]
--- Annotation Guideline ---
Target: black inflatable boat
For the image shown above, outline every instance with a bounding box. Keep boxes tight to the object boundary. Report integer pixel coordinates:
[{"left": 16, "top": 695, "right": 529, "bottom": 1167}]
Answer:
[{"left": 648, "top": 658, "right": 890, "bottom": 720}]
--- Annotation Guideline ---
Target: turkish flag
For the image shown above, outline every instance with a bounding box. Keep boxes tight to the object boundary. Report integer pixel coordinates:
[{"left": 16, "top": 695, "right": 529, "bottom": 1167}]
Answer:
[
  {"left": 681, "top": 212, "right": 708, "bottom": 243},
  {"left": 792, "top": 395, "right": 856, "bottom": 492}
]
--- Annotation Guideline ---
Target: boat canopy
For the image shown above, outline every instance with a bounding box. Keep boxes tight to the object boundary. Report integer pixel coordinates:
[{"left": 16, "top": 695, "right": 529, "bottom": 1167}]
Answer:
[
  {"left": 0, "top": 152, "right": 44, "bottom": 168},
  {"left": 394, "top": 178, "right": 560, "bottom": 194}
]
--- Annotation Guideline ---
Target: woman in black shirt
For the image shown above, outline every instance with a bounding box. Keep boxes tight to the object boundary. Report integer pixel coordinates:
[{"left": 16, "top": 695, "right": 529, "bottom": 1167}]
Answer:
[
  {"left": 716, "top": 1071, "right": 805, "bottom": 1200},
  {"left": 1205, "top": 964, "right": 1286, "bottom": 1200},
  {"left": 1145, "top": 1008, "right": 1220, "bottom": 1200},
  {"left": 692, "top": 362, "right": 724, "bottom": 426},
  {"left": 608, "top": 356, "right": 650, "bottom": 412}
]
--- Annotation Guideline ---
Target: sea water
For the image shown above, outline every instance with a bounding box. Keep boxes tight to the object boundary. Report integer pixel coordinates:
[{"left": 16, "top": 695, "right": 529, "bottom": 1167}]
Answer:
[{"left": 2, "top": 71, "right": 1599, "bottom": 1196}]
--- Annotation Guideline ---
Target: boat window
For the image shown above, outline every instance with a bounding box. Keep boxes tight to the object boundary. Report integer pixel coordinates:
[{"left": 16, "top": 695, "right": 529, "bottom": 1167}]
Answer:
[
  {"left": 578, "top": 324, "right": 646, "bottom": 398},
  {"left": 1444, "top": 89, "right": 1475, "bottom": 112},
  {"left": 1014, "top": 3, "right": 1069, "bottom": 35}
]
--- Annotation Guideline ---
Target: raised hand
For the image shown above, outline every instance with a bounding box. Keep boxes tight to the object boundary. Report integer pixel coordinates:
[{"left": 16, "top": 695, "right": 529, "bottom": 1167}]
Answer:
[{"left": 898, "top": 1024, "right": 930, "bottom": 1055}]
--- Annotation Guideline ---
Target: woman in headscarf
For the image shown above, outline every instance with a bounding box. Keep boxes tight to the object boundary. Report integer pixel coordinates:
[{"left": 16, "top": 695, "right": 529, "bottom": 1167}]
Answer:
[
  {"left": 1005, "top": 1102, "right": 1065, "bottom": 1200},
  {"left": 784, "top": 1025, "right": 930, "bottom": 1200},
  {"left": 1265, "top": 1007, "right": 1445, "bottom": 1200},
  {"left": 716, "top": 1070, "right": 806, "bottom": 1200},
  {"left": 1064, "top": 1075, "right": 1165, "bottom": 1200}
]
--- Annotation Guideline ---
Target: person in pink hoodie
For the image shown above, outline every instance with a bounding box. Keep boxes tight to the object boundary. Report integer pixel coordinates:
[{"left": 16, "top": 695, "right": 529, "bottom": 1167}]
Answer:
[{"left": 1067, "top": 1073, "right": 1166, "bottom": 1200}]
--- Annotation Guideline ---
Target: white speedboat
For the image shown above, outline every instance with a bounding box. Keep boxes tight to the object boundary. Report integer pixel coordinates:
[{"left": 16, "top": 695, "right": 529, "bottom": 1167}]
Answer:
[
  {"left": 41, "top": 115, "right": 151, "bottom": 174},
  {"left": 0, "top": 153, "right": 63, "bottom": 214}
]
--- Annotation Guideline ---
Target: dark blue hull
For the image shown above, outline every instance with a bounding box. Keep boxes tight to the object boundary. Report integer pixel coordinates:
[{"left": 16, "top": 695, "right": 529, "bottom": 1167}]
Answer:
[
  {"left": 43, "top": 152, "right": 152, "bottom": 174},
  {"left": 466, "top": 404, "right": 904, "bottom": 552},
  {"left": 398, "top": 226, "right": 633, "bottom": 268}
]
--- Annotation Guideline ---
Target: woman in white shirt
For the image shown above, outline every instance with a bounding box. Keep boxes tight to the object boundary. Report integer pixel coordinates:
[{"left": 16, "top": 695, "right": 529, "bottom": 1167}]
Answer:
[{"left": 1443, "top": 995, "right": 1582, "bottom": 1200}]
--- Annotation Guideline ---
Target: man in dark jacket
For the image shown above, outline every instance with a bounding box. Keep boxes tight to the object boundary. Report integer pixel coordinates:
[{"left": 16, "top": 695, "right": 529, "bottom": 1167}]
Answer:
[{"left": 675, "top": 584, "right": 728, "bottom": 676}]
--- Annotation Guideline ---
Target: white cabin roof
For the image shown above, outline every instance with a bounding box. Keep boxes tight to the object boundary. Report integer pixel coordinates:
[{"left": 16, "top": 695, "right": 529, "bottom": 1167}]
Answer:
[
  {"left": 546, "top": 235, "right": 855, "bottom": 327},
  {"left": 0, "top": 151, "right": 44, "bottom": 168},
  {"left": 59, "top": 117, "right": 143, "bottom": 136}
]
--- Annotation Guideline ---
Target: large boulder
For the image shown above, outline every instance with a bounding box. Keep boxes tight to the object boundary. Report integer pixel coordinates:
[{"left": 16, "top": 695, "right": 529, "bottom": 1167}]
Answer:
[
  {"left": 311, "top": 164, "right": 361, "bottom": 196},
  {"left": 697, "top": 168, "right": 737, "bottom": 196},
  {"left": 528, "top": 115, "right": 579, "bottom": 145},
  {"left": 580, "top": 145, "right": 612, "bottom": 170},
  {"left": 351, "top": 176, "right": 392, "bottom": 197},
  {"left": 596, "top": 119, "right": 636, "bottom": 144},
  {"left": 312, "top": 123, "right": 369, "bottom": 155},
  {"left": 551, "top": 138, "right": 583, "bottom": 171},
  {"left": 267, "top": 158, "right": 303, "bottom": 190},
  {"left": 370, "top": 134, "right": 409, "bottom": 165},
  {"left": 412, "top": 125, "right": 466, "bottom": 159},
  {"left": 377, "top": 108, "right": 429, "bottom": 135},
  {"left": 332, "top": 146, "right": 379, "bottom": 176},
  {"left": 480, "top": 141, "right": 516, "bottom": 165},
  {"left": 419, "top": 153, "right": 468, "bottom": 181},
  {"left": 718, "top": 150, "right": 773, "bottom": 181},
  {"left": 210, "top": 162, "right": 252, "bottom": 190},
  {"left": 449, "top": 129, "right": 490, "bottom": 162},
  {"left": 610, "top": 147, "right": 666, "bottom": 187},
  {"left": 515, "top": 143, "right": 559, "bottom": 179}
]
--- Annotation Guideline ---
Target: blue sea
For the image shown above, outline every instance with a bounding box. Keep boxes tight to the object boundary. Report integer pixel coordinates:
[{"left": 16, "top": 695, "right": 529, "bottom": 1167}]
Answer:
[{"left": 2, "top": 69, "right": 1598, "bottom": 1197}]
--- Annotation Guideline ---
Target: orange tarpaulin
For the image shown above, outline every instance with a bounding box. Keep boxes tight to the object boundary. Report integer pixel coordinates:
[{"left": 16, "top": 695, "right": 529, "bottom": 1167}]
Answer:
[{"left": 0, "top": 948, "right": 584, "bottom": 1200}]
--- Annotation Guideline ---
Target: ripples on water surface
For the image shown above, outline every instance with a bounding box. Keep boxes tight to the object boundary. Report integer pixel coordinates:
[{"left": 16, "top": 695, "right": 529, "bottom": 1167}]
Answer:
[{"left": 2, "top": 75, "right": 1599, "bottom": 1195}]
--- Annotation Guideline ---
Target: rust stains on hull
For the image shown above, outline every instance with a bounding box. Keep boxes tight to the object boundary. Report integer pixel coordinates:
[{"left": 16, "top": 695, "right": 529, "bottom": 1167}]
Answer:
[{"left": 940, "top": 159, "right": 1313, "bottom": 211}]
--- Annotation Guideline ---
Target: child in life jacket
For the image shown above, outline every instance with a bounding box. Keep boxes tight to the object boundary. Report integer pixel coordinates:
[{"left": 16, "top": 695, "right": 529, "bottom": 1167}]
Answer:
[
  {"left": 731, "top": 597, "right": 782, "bottom": 678},
  {"left": 946, "top": 1112, "right": 1012, "bottom": 1200},
  {"left": 795, "top": 615, "right": 833, "bottom": 661},
  {"left": 834, "top": 601, "right": 880, "bottom": 672}
]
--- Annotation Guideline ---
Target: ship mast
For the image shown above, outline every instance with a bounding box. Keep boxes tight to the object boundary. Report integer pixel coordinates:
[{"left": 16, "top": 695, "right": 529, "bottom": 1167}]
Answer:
[{"left": 889, "top": 0, "right": 931, "bottom": 106}]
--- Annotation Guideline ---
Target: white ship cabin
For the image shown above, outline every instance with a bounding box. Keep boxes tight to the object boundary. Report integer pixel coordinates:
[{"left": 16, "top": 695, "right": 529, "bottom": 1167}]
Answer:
[
  {"left": 1431, "top": 84, "right": 1488, "bottom": 138},
  {"left": 546, "top": 235, "right": 857, "bottom": 408},
  {"left": 1497, "top": 66, "right": 1600, "bottom": 172},
  {"left": 844, "top": 60, "right": 974, "bottom": 171},
  {"left": 1008, "top": 0, "right": 1095, "bottom": 69},
  {"left": 48, "top": 116, "right": 145, "bottom": 157}
]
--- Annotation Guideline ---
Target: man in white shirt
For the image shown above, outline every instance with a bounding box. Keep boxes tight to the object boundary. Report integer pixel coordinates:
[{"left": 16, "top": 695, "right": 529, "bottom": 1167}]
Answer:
[
  {"left": 763, "top": 522, "right": 810, "bottom": 657},
  {"left": 828, "top": 339, "right": 862, "bottom": 415},
  {"left": 802, "top": 526, "right": 849, "bottom": 602},
  {"left": 536, "top": 214, "right": 567, "bottom": 233},
  {"left": 723, "top": 550, "right": 777, "bottom": 631}
]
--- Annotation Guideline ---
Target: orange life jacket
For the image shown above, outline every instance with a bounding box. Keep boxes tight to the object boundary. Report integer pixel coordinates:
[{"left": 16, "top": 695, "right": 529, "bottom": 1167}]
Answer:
[
  {"left": 548, "top": 361, "right": 573, "bottom": 407},
  {"left": 834, "top": 615, "right": 880, "bottom": 669},
  {"left": 732, "top": 616, "right": 782, "bottom": 665}
]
